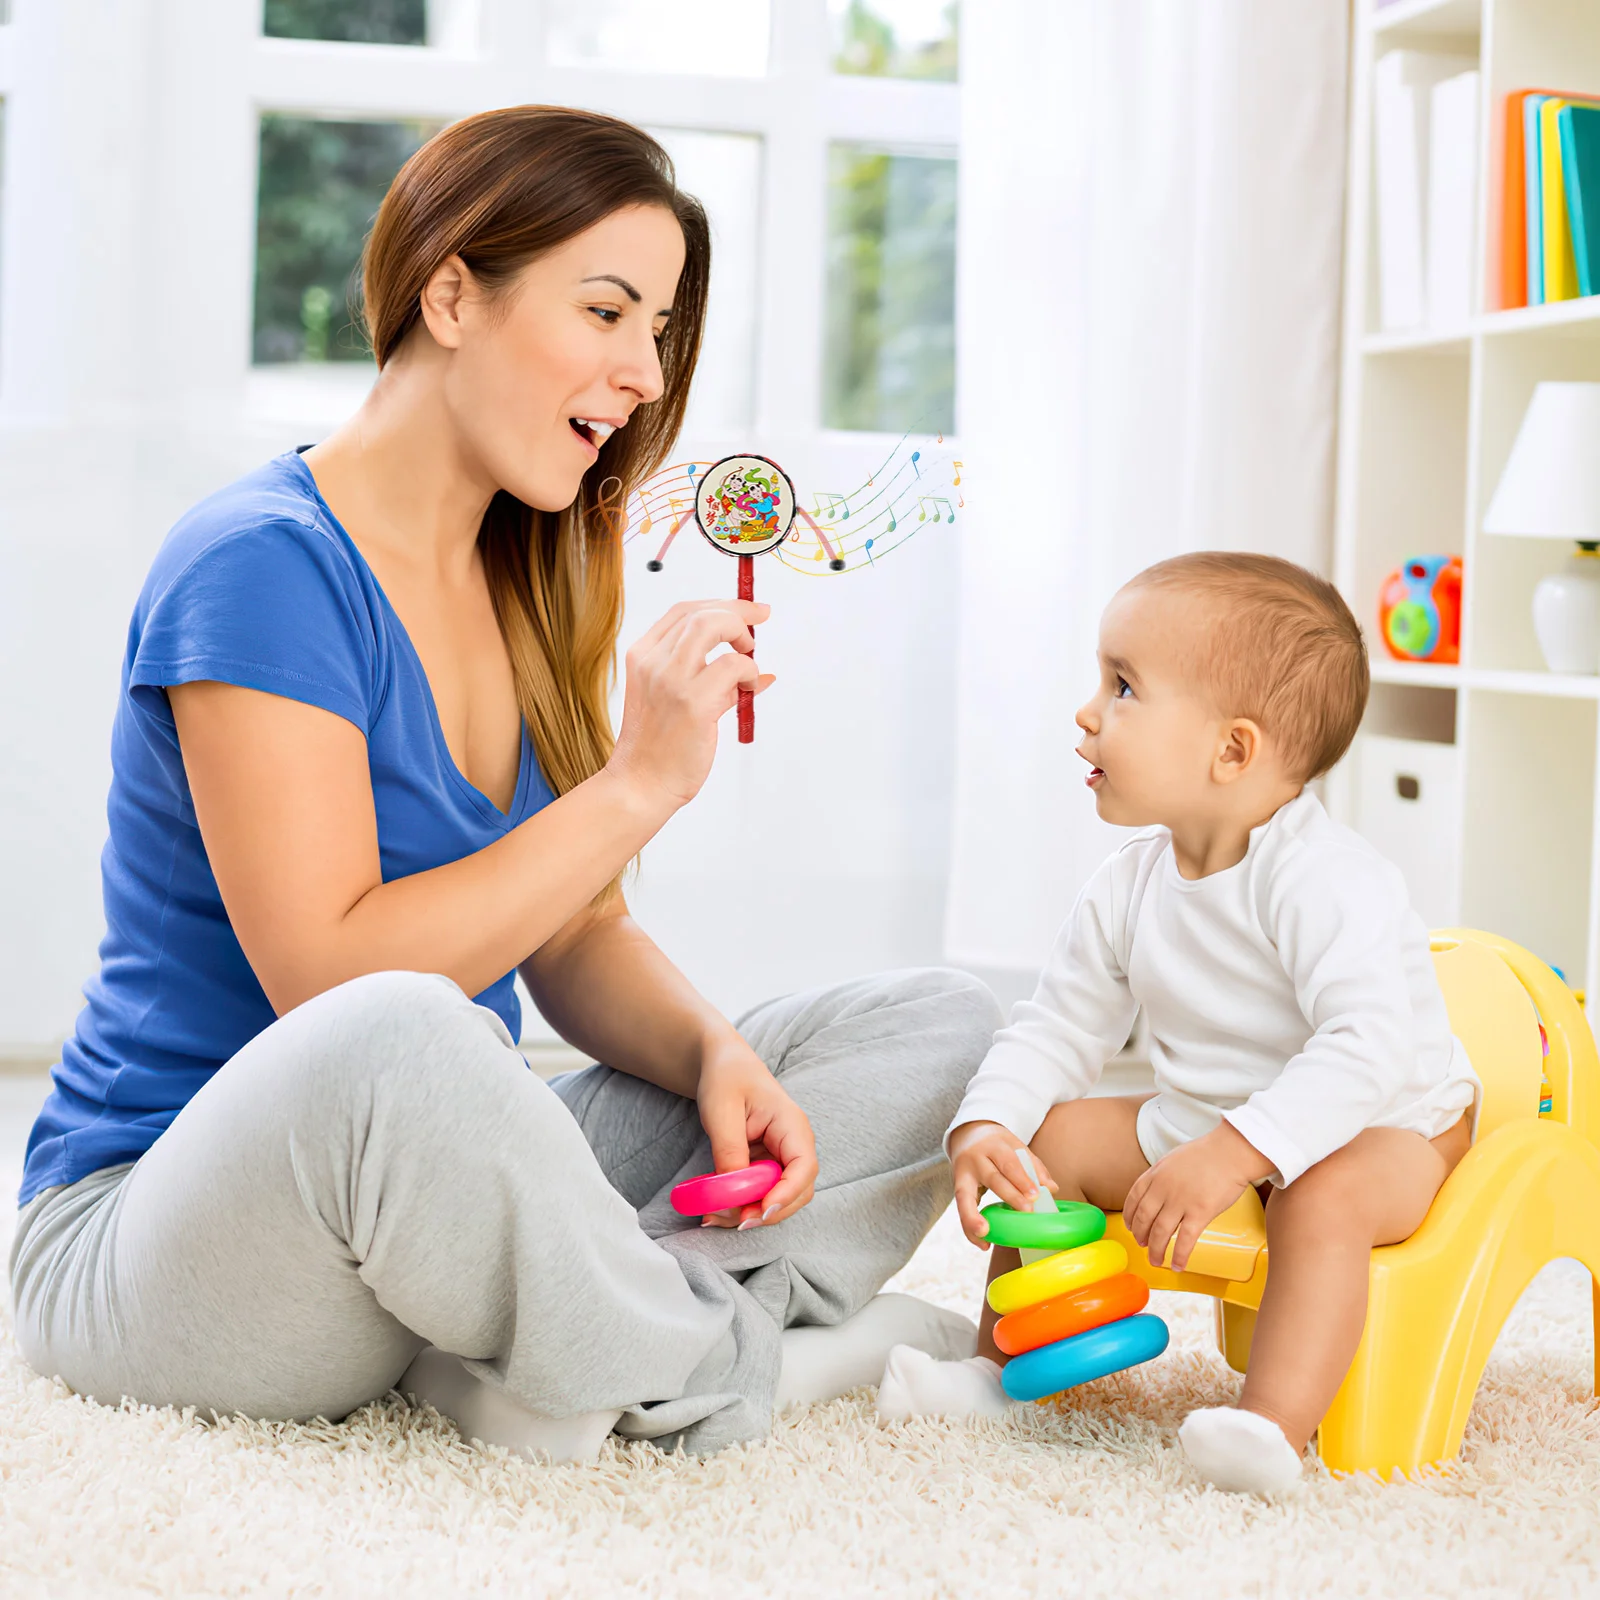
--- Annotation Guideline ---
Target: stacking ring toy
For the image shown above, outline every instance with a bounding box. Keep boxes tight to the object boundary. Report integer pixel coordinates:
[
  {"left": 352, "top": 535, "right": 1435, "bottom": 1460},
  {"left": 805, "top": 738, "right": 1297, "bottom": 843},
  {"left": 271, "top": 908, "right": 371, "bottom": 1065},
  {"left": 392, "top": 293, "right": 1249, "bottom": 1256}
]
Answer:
[
  {"left": 669, "top": 1159, "right": 782, "bottom": 1217},
  {"left": 1000, "top": 1314, "right": 1170, "bottom": 1402},
  {"left": 993, "top": 1272, "right": 1150, "bottom": 1357},
  {"left": 979, "top": 1199, "right": 1106, "bottom": 1253},
  {"left": 987, "top": 1238, "right": 1128, "bottom": 1316}
]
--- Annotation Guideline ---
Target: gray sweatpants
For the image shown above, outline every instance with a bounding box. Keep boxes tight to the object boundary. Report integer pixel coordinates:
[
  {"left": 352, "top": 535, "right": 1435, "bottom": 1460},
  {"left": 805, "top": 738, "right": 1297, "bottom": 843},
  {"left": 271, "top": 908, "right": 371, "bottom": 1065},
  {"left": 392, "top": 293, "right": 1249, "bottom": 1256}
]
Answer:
[{"left": 10, "top": 966, "right": 998, "bottom": 1454}]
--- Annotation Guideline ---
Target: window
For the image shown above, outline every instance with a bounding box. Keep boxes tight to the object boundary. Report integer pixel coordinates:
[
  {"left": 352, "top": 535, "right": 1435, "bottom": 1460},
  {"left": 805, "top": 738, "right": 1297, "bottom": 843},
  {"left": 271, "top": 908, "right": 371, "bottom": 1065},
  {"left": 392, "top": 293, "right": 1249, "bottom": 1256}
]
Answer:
[
  {"left": 830, "top": 0, "right": 958, "bottom": 83},
  {"left": 263, "top": 0, "right": 426, "bottom": 46},
  {"left": 253, "top": 114, "right": 441, "bottom": 365},
  {"left": 649, "top": 130, "right": 763, "bottom": 434},
  {"left": 245, "top": 1, "right": 959, "bottom": 437},
  {"left": 546, "top": 0, "right": 770, "bottom": 78},
  {"left": 823, "top": 146, "right": 956, "bottom": 434}
]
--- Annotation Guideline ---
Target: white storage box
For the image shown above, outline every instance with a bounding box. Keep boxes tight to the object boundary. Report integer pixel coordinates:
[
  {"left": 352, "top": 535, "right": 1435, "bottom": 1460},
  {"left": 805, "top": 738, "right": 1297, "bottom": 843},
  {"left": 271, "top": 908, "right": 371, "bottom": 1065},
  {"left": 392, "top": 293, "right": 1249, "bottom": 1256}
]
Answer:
[{"left": 1352, "top": 734, "right": 1463, "bottom": 929}]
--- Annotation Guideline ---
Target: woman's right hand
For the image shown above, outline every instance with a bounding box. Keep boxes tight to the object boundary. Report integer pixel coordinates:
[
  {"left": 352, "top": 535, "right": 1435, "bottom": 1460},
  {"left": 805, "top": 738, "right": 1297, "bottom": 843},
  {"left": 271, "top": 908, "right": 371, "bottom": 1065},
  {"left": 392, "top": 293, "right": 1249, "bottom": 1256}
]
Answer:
[{"left": 607, "top": 598, "right": 774, "bottom": 808}]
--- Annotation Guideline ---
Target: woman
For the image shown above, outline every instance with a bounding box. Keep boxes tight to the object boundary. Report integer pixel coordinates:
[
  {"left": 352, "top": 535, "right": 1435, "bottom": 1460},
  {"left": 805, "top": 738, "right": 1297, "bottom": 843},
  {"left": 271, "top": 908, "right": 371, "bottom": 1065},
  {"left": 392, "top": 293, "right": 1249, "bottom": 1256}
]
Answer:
[{"left": 9, "top": 108, "right": 996, "bottom": 1460}]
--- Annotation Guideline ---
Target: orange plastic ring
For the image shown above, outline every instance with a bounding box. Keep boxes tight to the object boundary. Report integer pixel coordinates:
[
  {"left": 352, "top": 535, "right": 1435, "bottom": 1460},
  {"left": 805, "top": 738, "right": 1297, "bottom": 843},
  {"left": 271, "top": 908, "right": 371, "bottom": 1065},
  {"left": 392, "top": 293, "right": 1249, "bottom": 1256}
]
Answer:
[{"left": 993, "top": 1272, "right": 1151, "bottom": 1356}]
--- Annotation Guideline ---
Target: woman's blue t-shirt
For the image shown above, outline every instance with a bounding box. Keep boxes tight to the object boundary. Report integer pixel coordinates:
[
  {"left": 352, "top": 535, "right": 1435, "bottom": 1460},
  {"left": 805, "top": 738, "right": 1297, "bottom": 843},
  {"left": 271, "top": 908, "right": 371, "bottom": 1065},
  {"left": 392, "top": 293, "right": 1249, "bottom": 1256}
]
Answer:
[{"left": 20, "top": 452, "right": 555, "bottom": 1204}]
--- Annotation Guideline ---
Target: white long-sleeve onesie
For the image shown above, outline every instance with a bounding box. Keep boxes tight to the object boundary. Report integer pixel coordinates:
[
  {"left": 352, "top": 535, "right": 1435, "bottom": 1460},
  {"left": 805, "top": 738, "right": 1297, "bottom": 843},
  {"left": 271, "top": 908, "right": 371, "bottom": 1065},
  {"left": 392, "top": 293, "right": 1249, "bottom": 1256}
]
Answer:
[{"left": 950, "top": 793, "right": 1480, "bottom": 1186}]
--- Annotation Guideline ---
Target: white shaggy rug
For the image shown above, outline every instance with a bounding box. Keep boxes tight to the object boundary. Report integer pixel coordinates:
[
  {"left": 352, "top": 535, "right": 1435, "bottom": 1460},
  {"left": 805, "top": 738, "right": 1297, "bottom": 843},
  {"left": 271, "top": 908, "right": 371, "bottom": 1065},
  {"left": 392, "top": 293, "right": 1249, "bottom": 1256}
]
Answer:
[{"left": 1, "top": 1205, "right": 1596, "bottom": 1600}]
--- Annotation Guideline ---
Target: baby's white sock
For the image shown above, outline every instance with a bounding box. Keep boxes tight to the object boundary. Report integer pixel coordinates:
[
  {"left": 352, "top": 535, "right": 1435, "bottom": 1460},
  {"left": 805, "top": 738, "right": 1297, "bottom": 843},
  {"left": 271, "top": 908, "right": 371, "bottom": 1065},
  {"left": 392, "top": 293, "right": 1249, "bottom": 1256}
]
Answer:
[
  {"left": 875, "top": 1346, "right": 1014, "bottom": 1422},
  {"left": 777, "top": 1292, "right": 978, "bottom": 1408},
  {"left": 400, "top": 1346, "right": 623, "bottom": 1466},
  {"left": 1178, "top": 1406, "right": 1303, "bottom": 1494}
]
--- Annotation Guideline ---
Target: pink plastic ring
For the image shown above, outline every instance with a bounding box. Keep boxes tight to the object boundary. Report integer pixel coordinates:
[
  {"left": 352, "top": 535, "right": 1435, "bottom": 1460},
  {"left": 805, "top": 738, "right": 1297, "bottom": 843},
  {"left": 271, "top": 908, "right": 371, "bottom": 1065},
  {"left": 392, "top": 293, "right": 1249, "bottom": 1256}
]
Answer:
[{"left": 670, "top": 1160, "right": 783, "bottom": 1217}]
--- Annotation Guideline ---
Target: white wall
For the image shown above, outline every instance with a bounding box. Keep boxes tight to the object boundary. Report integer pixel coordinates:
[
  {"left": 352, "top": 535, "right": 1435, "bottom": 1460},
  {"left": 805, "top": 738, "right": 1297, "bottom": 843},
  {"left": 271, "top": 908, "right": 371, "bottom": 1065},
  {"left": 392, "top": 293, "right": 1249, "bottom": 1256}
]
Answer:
[{"left": 0, "top": 0, "right": 966, "bottom": 1053}]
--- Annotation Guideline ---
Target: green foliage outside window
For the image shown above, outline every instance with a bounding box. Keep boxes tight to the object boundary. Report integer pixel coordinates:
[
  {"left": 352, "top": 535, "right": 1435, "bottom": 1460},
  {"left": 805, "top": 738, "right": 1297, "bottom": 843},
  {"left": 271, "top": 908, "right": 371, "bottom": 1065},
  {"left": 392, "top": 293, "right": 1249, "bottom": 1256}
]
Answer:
[
  {"left": 832, "top": 1, "right": 958, "bottom": 83},
  {"left": 824, "top": 146, "right": 956, "bottom": 436},
  {"left": 253, "top": 115, "right": 439, "bottom": 365},
  {"left": 262, "top": 0, "right": 425, "bottom": 45}
]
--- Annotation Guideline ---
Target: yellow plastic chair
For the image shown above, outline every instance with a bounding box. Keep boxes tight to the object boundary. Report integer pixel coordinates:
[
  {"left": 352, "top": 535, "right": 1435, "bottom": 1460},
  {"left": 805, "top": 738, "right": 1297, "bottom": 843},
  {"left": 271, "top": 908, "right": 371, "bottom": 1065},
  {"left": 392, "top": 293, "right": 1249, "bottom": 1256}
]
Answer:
[{"left": 1101, "top": 928, "right": 1600, "bottom": 1476}]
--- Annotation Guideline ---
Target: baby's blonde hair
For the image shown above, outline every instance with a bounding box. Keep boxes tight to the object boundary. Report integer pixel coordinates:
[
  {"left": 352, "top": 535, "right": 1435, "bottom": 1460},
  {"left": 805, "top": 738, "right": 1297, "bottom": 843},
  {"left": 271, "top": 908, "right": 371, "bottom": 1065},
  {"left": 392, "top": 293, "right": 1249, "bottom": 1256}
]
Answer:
[{"left": 1125, "top": 552, "right": 1369, "bottom": 782}]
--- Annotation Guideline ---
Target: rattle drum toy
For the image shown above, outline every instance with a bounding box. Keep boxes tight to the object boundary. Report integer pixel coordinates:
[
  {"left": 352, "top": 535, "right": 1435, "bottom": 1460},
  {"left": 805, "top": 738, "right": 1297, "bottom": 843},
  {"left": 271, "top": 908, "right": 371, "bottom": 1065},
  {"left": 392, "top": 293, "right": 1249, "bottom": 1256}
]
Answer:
[
  {"left": 670, "top": 1159, "right": 783, "bottom": 1217},
  {"left": 693, "top": 454, "right": 805, "bottom": 745}
]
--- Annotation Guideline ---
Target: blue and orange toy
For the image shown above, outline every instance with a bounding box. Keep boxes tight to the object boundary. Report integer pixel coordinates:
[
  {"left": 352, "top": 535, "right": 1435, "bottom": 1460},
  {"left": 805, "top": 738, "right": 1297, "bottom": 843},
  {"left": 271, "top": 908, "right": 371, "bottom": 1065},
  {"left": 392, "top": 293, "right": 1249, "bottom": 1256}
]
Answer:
[
  {"left": 1378, "top": 554, "right": 1463, "bottom": 664},
  {"left": 982, "top": 1195, "right": 1169, "bottom": 1401}
]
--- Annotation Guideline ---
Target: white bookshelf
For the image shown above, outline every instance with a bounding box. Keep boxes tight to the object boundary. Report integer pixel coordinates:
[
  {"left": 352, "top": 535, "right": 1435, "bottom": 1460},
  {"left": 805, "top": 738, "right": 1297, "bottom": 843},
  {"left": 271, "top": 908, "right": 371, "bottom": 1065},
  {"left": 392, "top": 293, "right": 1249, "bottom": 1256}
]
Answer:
[{"left": 1330, "top": 0, "right": 1600, "bottom": 996}]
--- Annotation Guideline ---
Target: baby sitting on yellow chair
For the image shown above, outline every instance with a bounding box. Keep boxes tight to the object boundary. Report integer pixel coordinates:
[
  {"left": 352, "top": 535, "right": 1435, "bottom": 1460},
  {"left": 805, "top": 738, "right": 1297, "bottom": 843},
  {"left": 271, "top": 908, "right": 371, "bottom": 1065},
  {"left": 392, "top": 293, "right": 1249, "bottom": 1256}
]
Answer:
[{"left": 877, "top": 552, "right": 1480, "bottom": 1495}]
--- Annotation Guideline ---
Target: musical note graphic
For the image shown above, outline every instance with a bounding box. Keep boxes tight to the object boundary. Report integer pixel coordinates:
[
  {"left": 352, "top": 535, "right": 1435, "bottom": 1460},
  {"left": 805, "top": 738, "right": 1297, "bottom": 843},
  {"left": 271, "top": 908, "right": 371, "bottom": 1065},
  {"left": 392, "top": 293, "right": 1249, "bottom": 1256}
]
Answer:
[
  {"left": 794, "top": 507, "right": 846, "bottom": 570},
  {"left": 618, "top": 423, "right": 957, "bottom": 580},
  {"left": 646, "top": 498, "right": 695, "bottom": 570}
]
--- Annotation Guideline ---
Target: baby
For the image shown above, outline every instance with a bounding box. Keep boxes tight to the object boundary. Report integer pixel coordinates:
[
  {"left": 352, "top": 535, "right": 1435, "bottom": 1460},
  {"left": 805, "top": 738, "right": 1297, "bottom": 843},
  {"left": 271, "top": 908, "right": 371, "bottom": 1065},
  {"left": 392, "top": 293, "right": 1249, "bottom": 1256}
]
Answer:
[{"left": 879, "top": 552, "right": 1479, "bottom": 1494}]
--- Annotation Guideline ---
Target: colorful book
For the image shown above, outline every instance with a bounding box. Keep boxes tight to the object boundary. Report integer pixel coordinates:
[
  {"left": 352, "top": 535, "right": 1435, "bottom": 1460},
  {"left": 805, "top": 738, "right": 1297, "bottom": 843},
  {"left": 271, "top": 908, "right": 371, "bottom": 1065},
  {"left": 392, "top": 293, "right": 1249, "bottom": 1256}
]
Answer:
[
  {"left": 1541, "top": 99, "right": 1581, "bottom": 301},
  {"left": 1502, "top": 89, "right": 1600, "bottom": 308},
  {"left": 1526, "top": 93, "right": 1550, "bottom": 304},
  {"left": 1561, "top": 103, "right": 1600, "bottom": 297},
  {"left": 1500, "top": 88, "right": 1564, "bottom": 307}
]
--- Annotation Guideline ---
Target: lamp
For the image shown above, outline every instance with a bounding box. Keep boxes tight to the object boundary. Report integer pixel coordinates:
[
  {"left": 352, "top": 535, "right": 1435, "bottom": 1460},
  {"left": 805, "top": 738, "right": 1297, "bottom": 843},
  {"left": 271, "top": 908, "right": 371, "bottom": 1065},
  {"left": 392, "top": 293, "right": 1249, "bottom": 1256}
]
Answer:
[{"left": 1482, "top": 381, "right": 1600, "bottom": 675}]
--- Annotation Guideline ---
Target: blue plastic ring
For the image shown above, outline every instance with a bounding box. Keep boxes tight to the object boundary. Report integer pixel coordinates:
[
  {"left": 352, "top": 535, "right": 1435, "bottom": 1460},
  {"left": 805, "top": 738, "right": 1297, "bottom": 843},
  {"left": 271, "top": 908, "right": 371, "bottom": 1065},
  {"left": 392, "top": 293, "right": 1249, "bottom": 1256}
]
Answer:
[{"left": 1000, "top": 1314, "right": 1170, "bottom": 1402}]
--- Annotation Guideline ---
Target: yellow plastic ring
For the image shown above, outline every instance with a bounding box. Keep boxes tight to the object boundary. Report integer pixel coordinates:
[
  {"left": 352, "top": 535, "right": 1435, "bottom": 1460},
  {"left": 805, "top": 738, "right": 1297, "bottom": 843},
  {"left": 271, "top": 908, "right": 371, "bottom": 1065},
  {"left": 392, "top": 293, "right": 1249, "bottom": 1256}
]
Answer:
[{"left": 986, "top": 1238, "right": 1129, "bottom": 1316}]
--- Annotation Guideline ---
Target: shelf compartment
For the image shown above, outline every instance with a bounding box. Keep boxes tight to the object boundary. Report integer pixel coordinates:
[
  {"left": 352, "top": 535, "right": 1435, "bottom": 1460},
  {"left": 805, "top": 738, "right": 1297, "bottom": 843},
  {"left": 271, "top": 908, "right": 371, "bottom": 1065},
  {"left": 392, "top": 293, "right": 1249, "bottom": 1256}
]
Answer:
[
  {"left": 1470, "top": 328, "right": 1600, "bottom": 672},
  {"left": 1370, "top": 0, "right": 1482, "bottom": 45},
  {"left": 1458, "top": 690, "right": 1596, "bottom": 986},
  {"left": 1352, "top": 349, "right": 1472, "bottom": 646}
]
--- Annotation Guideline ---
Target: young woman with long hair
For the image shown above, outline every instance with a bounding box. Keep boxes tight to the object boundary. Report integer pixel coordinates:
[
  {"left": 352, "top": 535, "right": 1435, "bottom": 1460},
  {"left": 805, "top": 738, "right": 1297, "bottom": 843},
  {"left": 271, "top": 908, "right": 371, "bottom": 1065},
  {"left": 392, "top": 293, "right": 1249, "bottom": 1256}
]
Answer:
[{"left": 9, "top": 107, "right": 995, "bottom": 1459}]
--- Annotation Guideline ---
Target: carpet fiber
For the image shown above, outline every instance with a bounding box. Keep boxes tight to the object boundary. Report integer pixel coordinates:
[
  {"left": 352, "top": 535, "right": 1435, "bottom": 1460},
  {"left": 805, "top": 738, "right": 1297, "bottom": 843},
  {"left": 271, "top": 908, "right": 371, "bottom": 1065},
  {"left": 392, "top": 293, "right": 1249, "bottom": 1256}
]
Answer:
[{"left": 1, "top": 1207, "right": 1596, "bottom": 1599}]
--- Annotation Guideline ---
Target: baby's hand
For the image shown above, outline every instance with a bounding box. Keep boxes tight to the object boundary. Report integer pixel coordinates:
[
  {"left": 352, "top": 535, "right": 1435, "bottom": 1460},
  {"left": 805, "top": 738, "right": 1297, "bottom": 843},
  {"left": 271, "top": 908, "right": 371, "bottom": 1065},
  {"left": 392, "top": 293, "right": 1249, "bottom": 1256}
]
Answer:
[
  {"left": 1122, "top": 1121, "right": 1274, "bottom": 1273},
  {"left": 948, "top": 1121, "right": 1058, "bottom": 1250}
]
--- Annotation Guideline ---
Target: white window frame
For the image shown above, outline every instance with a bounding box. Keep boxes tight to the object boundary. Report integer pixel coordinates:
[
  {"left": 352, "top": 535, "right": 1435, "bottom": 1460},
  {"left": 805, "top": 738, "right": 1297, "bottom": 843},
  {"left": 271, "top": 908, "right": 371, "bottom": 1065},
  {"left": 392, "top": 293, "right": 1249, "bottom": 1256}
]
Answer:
[{"left": 233, "top": 0, "right": 959, "bottom": 457}]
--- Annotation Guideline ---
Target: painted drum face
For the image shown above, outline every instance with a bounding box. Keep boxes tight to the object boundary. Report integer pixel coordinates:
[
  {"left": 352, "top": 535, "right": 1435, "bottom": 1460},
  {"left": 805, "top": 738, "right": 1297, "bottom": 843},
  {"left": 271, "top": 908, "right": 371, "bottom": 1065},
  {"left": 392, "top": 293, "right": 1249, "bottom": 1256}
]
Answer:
[{"left": 694, "top": 454, "right": 797, "bottom": 558}]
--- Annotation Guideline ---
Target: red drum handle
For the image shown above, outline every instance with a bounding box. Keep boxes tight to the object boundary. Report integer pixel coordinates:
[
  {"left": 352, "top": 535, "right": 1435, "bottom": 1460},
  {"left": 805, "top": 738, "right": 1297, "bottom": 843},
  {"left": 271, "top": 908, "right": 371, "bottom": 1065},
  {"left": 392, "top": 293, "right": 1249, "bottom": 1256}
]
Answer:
[{"left": 738, "top": 555, "right": 754, "bottom": 744}]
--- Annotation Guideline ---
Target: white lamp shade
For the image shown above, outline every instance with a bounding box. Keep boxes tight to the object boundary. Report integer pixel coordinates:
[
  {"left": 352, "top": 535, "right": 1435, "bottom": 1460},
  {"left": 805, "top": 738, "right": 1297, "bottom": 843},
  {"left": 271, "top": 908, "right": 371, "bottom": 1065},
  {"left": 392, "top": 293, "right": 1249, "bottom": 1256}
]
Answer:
[{"left": 1482, "top": 381, "right": 1600, "bottom": 541}]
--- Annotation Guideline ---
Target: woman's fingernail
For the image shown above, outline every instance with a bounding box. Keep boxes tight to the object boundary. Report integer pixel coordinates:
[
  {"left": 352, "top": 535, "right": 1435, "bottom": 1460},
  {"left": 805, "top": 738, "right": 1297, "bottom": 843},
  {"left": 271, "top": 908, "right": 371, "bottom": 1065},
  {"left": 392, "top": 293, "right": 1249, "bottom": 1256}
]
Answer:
[
  {"left": 762, "top": 1205, "right": 779, "bottom": 1221},
  {"left": 738, "top": 1217, "right": 759, "bottom": 1230}
]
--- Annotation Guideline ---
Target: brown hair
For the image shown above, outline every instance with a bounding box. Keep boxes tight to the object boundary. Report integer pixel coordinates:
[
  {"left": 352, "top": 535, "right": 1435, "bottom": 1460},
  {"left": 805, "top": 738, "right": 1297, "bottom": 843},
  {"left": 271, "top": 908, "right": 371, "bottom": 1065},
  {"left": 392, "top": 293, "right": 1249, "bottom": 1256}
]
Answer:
[
  {"left": 1126, "top": 552, "right": 1369, "bottom": 781},
  {"left": 360, "top": 107, "right": 711, "bottom": 886}
]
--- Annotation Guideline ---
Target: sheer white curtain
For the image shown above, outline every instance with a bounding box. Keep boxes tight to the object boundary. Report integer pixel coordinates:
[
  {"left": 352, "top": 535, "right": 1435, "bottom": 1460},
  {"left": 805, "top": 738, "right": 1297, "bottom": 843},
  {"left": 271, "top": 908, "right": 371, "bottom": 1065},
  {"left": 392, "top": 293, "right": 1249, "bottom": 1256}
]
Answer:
[{"left": 945, "top": 0, "right": 1349, "bottom": 971}]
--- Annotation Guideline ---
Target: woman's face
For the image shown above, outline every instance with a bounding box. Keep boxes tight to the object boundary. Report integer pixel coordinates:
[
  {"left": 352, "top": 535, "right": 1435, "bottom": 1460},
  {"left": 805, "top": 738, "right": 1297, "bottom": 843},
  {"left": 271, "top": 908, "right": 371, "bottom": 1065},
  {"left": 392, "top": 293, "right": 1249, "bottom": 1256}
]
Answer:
[{"left": 432, "top": 203, "right": 688, "bottom": 512}]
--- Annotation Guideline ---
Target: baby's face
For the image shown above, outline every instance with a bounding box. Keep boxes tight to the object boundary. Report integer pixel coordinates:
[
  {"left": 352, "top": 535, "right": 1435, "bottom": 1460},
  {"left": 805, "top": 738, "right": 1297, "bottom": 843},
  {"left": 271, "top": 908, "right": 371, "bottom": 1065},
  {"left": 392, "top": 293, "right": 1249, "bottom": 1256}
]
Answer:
[{"left": 1075, "top": 586, "right": 1228, "bottom": 828}]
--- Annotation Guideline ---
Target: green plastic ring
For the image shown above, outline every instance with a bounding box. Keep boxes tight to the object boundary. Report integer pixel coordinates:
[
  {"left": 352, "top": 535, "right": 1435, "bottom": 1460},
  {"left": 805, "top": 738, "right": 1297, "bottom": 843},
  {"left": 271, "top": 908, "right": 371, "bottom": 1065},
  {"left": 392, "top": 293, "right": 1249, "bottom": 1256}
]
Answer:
[{"left": 979, "top": 1199, "right": 1107, "bottom": 1252}]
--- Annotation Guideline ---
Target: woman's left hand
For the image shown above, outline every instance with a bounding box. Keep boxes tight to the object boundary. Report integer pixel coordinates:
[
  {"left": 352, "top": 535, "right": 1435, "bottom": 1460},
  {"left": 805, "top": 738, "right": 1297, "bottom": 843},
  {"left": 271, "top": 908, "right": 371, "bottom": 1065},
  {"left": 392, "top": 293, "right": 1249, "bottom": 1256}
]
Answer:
[{"left": 695, "top": 1033, "right": 817, "bottom": 1229}]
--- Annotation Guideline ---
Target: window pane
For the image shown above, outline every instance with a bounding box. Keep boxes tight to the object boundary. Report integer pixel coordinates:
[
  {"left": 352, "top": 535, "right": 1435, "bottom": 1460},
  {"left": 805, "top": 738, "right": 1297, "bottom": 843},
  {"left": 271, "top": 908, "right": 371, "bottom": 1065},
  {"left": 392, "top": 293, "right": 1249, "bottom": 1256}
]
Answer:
[
  {"left": 830, "top": 0, "right": 958, "bottom": 82},
  {"left": 263, "top": 0, "right": 426, "bottom": 46},
  {"left": 253, "top": 115, "right": 440, "bottom": 365},
  {"left": 823, "top": 145, "right": 956, "bottom": 435},
  {"left": 548, "top": 0, "right": 769, "bottom": 77},
  {"left": 648, "top": 130, "right": 761, "bottom": 436}
]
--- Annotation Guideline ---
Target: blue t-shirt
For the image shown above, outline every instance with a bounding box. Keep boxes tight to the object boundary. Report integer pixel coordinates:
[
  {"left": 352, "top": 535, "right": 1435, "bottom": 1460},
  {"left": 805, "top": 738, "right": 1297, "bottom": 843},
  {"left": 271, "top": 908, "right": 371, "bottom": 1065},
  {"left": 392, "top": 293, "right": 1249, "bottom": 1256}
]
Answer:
[{"left": 20, "top": 452, "right": 555, "bottom": 1204}]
